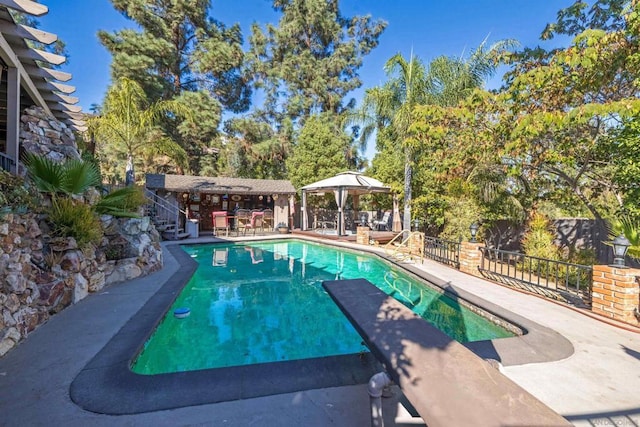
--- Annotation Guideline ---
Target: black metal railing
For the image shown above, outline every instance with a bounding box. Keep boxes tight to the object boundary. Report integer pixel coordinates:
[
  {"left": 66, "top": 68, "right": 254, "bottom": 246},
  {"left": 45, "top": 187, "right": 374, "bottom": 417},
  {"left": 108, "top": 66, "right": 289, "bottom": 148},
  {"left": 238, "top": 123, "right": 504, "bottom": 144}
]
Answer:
[
  {"left": 0, "top": 152, "right": 16, "bottom": 173},
  {"left": 424, "top": 236, "right": 461, "bottom": 269},
  {"left": 478, "top": 247, "right": 592, "bottom": 307}
]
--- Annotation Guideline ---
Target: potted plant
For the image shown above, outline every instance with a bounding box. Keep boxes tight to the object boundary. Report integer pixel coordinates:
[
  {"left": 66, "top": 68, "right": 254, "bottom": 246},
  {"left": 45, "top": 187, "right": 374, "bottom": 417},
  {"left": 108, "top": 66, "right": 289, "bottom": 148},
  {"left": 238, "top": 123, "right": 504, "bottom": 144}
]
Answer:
[{"left": 276, "top": 222, "right": 289, "bottom": 234}]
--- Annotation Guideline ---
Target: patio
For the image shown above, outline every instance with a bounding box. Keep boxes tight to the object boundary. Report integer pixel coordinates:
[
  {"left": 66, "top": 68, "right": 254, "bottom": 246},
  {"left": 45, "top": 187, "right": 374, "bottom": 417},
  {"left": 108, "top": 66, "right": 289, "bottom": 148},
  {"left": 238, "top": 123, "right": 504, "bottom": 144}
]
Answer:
[{"left": 0, "top": 234, "right": 638, "bottom": 426}]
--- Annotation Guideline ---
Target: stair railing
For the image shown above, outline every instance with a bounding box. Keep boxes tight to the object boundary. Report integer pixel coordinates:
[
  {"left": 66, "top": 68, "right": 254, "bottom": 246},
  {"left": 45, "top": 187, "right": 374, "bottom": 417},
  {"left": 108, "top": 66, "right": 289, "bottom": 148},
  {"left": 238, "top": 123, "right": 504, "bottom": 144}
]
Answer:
[
  {"left": 144, "top": 189, "right": 188, "bottom": 239},
  {"left": 383, "top": 230, "right": 425, "bottom": 263}
]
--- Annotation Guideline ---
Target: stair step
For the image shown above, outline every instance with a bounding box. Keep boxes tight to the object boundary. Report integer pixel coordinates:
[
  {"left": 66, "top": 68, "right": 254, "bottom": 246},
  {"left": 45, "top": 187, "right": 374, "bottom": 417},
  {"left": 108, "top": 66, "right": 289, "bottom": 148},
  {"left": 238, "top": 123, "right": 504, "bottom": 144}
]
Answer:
[{"left": 162, "top": 231, "right": 190, "bottom": 240}]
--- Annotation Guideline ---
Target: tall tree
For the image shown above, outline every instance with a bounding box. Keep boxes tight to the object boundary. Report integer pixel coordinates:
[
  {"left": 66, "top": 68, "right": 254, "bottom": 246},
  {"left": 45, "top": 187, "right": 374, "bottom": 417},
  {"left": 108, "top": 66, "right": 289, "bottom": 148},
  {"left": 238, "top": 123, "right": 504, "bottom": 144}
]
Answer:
[
  {"left": 285, "top": 113, "right": 351, "bottom": 189},
  {"left": 247, "top": 0, "right": 386, "bottom": 123},
  {"left": 99, "top": 0, "right": 250, "bottom": 174},
  {"left": 89, "top": 78, "right": 189, "bottom": 185},
  {"left": 358, "top": 42, "right": 509, "bottom": 231}
]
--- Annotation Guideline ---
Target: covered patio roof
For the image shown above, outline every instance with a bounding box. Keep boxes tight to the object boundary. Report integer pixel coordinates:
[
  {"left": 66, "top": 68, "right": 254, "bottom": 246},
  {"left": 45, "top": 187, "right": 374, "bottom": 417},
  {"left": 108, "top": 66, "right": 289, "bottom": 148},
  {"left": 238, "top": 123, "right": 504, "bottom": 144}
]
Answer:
[
  {"left": 145, "top": 173, "right": 296, "bottom": 196},
  {"left": 301, "top": 171, "right": 390, "bottom": 195},
  {"left": 301, "top": 171, "right": 396, "bottom": 235}
]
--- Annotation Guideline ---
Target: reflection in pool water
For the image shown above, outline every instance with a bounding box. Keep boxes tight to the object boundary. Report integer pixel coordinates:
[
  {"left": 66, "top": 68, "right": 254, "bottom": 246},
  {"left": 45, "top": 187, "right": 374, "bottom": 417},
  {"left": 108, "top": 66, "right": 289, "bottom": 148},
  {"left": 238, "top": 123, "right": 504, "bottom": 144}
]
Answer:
[{"left": 132, "top": 240, "right": 514, "bottom": 375}]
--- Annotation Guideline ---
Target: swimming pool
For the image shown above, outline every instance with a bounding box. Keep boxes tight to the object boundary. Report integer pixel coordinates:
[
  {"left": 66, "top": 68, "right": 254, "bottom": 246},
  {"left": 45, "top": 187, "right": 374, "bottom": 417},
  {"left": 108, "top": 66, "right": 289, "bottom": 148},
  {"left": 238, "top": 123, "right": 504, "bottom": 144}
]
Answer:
[{"left": 132, "top": 240, "right": 515, "bottom": 375}]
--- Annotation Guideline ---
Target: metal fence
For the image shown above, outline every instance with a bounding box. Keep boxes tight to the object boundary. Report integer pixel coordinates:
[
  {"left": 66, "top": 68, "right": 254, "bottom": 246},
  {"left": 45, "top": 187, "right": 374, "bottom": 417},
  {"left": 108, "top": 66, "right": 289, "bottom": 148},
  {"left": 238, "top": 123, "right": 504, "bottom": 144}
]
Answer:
[
  {"left": 423, "top": 236, "right": 461, "bottom": 269},
  {"left": 478, "top": 247, "right": 593, "bottom": 307}
]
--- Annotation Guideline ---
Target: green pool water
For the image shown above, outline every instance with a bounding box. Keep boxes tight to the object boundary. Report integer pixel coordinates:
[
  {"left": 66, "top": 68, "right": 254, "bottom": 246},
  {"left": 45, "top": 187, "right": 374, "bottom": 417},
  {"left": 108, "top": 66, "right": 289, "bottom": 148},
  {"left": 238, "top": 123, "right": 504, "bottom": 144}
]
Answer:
[{"left": 132, "top": 240, "right": 514, "bottom": 375}]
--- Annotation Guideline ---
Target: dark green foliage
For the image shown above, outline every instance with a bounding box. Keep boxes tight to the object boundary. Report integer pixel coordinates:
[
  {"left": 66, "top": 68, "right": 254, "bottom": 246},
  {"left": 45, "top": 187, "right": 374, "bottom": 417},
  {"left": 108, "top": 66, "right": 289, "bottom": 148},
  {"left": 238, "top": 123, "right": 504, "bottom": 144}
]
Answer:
[
  {"left": 247, "top": 0, "right": 386, "bottom": 122},
  {"left": 23, "top": 154, "right": 101, "bottom": 195},
  {"left": 48, "top": 198, "right": 103, "bottom": 248},
  {"left": 286, "top": 113, "right": 350, "bottom": 189},
  {"left": 94, "top": 186, "right": 146, "bottom": 218},
  {"left": 99, "top": 0, "right": 250, "bottom": 175}
]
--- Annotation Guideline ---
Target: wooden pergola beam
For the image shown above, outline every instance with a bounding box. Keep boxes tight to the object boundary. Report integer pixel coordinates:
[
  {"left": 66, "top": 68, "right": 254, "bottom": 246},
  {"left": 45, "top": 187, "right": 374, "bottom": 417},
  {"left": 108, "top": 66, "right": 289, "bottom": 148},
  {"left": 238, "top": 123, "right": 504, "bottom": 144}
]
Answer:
[
  {"left": 49, "top": 102, "right": 82, "bottom": 113},
  {"left": 0, "top": 0, "right": 48, "bottom": 16},
  {"left": 34, "top": 80, "right": 75, "bottom": 94},
  {"left": 0, "top": 21, "right": 57, "bottom": 44},
  {"left": 42, "top": 92, "right": 79, "bottom": 104},
  {"left": 0, "top": 32, "right": 51, "bottom": 114},
  {"left": 23, "top": 64, "right": 72, "bottom": 82},
  {"left": 14, "top": 46, "right": 66, "bottom": 65}
]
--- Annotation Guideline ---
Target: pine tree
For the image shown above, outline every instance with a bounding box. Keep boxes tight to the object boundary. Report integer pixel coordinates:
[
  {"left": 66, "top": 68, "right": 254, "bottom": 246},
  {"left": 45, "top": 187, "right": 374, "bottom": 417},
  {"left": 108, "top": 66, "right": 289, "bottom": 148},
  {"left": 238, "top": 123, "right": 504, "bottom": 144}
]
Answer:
[{"left": 98, "top": 0, "right": 251, "bottom": 174}]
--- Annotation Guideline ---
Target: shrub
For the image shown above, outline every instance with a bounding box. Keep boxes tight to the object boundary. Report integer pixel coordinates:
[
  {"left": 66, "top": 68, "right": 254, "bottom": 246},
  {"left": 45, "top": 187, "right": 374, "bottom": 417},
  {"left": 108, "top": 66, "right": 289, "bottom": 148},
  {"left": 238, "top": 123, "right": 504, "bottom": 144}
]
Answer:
[
  {"left": 48, "top": 198, "right": 103, "bottom": 248},
  {"left": 94, "top": 186, "right": 146, "bottom": 218},
  {"left": 521, "top": 211, "right": 560, "bottom": 261},
  {"left": 0, "top": 170, "right": 42, "bottom": 215}
]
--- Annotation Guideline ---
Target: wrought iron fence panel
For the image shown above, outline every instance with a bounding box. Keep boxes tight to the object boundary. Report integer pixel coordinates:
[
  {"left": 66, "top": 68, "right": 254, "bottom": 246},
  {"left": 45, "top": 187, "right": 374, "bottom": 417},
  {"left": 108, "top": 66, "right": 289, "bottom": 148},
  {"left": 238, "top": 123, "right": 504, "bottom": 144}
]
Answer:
[
  {"left": 478, "top": 247, "right": 592, "bottom": 307},
  {"left": 424, "top": 236, "right": 461, "bottom": 269}
]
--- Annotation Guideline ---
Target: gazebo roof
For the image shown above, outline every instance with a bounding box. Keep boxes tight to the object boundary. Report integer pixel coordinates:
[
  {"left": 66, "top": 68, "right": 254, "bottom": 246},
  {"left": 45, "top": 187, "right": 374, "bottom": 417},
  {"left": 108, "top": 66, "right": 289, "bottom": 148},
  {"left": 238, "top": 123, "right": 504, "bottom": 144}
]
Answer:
[{"left": 301, "top": 171, "right": 390, "bottom": 195}]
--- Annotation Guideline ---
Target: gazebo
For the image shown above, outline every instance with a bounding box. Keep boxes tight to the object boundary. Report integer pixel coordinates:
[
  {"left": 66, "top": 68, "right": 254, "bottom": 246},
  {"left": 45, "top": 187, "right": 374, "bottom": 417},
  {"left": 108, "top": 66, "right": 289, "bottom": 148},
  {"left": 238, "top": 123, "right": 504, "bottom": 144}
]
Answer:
[{"left": 301, "top": 171, "right": 398, "bottom": 235}]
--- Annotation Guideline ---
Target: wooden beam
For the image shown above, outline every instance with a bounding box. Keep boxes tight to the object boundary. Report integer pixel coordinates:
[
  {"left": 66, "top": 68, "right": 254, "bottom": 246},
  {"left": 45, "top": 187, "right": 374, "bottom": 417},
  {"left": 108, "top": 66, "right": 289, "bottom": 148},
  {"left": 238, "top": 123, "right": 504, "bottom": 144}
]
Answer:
[
  {"left": 0, "top": 32, "right": 51, "bottom": 114},
  {"left": 42, "top": 92, "right": 78, "bottom": 104},
  {"left": 23, "top": 64, "right": 72, "bottom": 82},
  {"left": 67, "top": 118, "right": 86, "bottom": 126},
  {"left": 34, "top": 80, "right": 75, "bottom": 94},
  {"left": 0, "top": 0, "right": 48, "bottom": 16},
  {"left": 14, "top": 46, "right": 66, "bottom": 65},
  {"left": 0, "top": 21, "right": 57, "bottom": 44},
  {"left": 58, "top": 111, "right": 85, "bottom": 120},
  {"left": 49, "top": 102, "right": 82, "bottom": 113}
]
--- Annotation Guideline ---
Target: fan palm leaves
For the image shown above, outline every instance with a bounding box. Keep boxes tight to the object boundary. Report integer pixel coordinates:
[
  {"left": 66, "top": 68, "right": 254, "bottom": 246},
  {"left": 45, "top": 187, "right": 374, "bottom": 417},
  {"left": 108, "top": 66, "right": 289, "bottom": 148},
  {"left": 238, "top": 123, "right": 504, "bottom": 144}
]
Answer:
[
  {"left": 608, "top": 215, "right": 640, "bottom": 259},
  {"left": 23, "top": 153, "right": 101, "bottom": 195}
]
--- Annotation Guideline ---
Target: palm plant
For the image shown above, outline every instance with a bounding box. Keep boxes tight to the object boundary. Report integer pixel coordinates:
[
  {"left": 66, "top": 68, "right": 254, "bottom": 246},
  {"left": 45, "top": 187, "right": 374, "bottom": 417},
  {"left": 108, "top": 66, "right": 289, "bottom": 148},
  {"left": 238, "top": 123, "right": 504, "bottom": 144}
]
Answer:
[
  {"left": 608, "top": 215, "right": 640, "bottom": 259},
  {"left": 355, "top": 52, "right": 428, "bottom": 231},
  {"left": 23, "top": 153, "right": 101, "bottom": 196},
  {"left": 89, "top": 78, "right": 190, "bottom": 185},
  {"left": 353, "top": 40, "right": 515, "bottom": 231}
]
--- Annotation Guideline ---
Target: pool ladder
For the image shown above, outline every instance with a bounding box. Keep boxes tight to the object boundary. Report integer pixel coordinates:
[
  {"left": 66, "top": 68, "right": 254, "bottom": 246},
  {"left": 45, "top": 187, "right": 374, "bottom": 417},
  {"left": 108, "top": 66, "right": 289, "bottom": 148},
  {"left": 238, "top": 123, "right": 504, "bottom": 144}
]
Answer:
[{"left": 383, "top": 230, "right": 424, "bottom": 263}]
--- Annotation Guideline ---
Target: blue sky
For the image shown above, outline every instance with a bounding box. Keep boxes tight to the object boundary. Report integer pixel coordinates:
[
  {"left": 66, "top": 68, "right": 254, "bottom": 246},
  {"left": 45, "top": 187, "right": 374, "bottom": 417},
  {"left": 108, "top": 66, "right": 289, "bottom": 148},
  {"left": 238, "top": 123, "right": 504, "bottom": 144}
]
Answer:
[{"left": 39, "top": 1, "right": 570, "bottom": 117}]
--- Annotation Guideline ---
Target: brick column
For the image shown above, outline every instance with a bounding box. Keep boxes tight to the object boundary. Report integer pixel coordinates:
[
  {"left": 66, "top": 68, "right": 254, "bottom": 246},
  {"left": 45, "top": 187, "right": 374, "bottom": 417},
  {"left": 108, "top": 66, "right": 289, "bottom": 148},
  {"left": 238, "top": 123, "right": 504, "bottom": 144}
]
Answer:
[
  {"left": 356, "top": 226, "right": 370, "bottom": 245},
  {"left": 459, "top": 242, "right": 483, "bottom": 276},
  {"left": 591, "top": 265, "right": 640, "bottom": 327}
]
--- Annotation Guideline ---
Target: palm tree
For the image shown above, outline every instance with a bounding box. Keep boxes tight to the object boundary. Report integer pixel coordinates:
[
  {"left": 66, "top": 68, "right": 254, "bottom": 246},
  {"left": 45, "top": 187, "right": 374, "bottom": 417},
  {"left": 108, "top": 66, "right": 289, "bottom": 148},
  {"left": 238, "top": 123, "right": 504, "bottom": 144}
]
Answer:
[
  {"left": 356, "top": 52, "right": 428, "bottom": 231},
  {"left": 355, "top": 40, "right": 515, "bottom": 231},
  {"left": 89, "top": 78, "right": 190, "bottom": 185}
]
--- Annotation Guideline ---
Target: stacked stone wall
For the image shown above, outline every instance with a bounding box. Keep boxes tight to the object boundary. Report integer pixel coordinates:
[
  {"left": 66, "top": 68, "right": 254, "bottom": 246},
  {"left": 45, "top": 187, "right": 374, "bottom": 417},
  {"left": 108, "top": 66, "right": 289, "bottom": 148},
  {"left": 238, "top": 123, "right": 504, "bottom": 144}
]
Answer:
[{"left": 0, "top": 212, "right": 163, "bottom": 356}]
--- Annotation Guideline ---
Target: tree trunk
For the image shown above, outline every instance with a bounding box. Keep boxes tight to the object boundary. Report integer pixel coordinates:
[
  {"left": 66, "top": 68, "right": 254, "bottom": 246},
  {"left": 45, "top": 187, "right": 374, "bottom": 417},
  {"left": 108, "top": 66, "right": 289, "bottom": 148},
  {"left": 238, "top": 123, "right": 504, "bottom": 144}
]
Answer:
[
  {"left": 403, "top": 147, "right": 412, "bottom": 232},
  {"left": 125, "top": 154, "right": 135, "bottom": 186}
]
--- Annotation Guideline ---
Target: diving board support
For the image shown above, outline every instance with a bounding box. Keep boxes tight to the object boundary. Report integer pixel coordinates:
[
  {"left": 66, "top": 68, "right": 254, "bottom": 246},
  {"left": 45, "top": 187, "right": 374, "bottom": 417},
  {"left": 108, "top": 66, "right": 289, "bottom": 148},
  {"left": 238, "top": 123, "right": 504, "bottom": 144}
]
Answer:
[{"left": 322, "top": 278, "right": 571, "bottom": 427}]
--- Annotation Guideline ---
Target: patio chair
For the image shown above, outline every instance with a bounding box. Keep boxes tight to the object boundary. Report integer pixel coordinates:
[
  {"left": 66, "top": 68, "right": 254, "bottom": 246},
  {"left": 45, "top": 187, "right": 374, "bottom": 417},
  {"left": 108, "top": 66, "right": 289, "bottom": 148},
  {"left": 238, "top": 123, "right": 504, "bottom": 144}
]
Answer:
[
  {"left": 235, "top": 209, "right": 251, "bottom": 235},
  {"left": 262, "top": 209, "right": 273, "bottom": 231},
  {"left": 373, "top": 211, "right": 391, "bottom": 231},
  {"left": 246, "top": 211, "right": 264, "bottom": 236},
  {"left": 212, "top": 211, "right": 229, "bottom": 236}
]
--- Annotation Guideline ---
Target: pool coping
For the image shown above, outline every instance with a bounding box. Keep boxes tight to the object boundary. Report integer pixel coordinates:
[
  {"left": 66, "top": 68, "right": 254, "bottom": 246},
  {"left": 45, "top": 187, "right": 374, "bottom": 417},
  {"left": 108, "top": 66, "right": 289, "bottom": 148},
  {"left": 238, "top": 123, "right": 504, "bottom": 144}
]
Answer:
[{"left": 70, "top": 237, "right": 573, "bottom": 415}]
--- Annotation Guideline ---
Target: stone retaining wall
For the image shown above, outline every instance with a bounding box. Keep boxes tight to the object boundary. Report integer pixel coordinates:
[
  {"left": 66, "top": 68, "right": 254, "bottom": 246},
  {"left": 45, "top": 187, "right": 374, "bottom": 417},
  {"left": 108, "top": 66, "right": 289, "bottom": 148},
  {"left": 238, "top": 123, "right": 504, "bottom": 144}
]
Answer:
[{"left": 0, "top": 212, "right": 163, "bottom": 357}]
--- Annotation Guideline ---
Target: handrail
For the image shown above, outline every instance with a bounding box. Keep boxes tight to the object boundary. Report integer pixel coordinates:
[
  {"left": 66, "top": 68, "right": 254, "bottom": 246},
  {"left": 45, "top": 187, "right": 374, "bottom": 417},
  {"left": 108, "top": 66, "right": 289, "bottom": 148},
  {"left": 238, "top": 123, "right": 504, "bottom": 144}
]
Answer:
[
  {"left": 383, "top": 230, "right": 424, "bottom": 263},
  {"left": 0, "top": 152, "right": 24, "bottom": 175},
  {"left": 144, "top": 189, "right": 188, "bottom": 239}
]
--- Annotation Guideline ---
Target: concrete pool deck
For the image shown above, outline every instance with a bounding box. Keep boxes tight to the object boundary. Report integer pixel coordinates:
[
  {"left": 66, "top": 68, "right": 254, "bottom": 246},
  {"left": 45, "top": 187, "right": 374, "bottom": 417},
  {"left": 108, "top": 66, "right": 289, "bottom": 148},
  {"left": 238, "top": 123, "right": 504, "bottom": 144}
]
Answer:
[{"left": 0, "top": 235, "right": 639, "bottom": 426}]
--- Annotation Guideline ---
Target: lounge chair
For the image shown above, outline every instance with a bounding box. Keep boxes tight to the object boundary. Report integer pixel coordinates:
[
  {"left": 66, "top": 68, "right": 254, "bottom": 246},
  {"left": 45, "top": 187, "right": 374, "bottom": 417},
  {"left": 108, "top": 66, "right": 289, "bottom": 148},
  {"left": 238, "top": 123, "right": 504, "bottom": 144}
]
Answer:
[{"left": 373, "top": 211, "right": 391, "bottom": 231}]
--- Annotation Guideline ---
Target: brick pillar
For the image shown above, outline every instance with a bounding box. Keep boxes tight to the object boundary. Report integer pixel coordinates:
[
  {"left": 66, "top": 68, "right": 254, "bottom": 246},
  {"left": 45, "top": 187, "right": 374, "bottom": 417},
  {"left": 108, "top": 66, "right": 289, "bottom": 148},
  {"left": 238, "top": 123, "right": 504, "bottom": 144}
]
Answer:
[
  {"left": 459, "top": 242, "right": 483, "bottom": 276},
  {"left": 591, "top": 265, "right": 640, "bottom": 327},
  {"left": 356, "top": 226, "right": 370, "bottom": 245}
]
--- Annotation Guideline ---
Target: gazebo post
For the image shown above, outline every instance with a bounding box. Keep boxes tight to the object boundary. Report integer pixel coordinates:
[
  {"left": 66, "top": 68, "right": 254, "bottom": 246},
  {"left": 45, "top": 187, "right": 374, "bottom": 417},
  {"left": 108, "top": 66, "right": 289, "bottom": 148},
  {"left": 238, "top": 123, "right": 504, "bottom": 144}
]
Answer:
[
  {"left": 353, "top": 194, "right": 360, "bottom": 232},
  {"left": 301, "top": 190, "right": 308, "bottom": 231}
]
